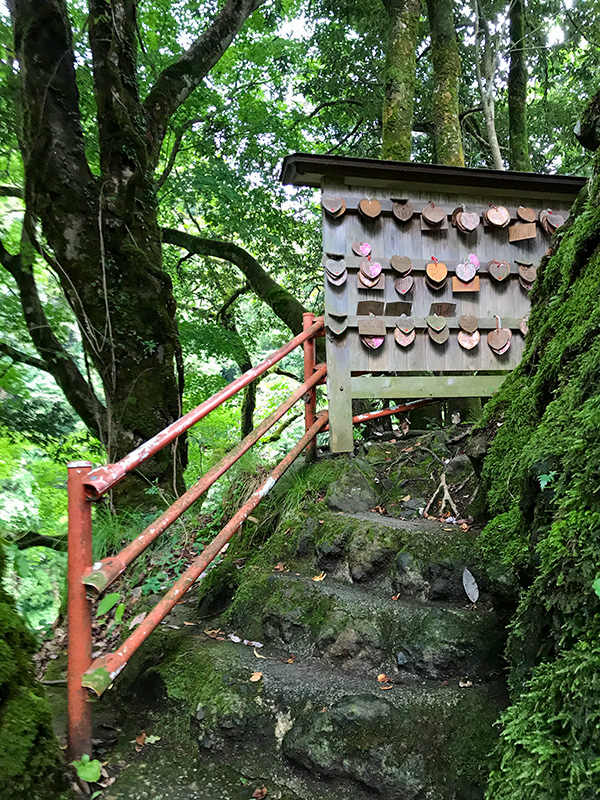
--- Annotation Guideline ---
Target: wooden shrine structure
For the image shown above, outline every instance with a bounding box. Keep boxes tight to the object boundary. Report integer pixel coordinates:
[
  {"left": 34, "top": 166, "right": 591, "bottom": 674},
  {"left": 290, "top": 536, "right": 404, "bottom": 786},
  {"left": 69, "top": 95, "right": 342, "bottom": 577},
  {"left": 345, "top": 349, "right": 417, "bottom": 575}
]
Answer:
[{"left": 281, "top": 154, "right": 585, "bottom": 452}]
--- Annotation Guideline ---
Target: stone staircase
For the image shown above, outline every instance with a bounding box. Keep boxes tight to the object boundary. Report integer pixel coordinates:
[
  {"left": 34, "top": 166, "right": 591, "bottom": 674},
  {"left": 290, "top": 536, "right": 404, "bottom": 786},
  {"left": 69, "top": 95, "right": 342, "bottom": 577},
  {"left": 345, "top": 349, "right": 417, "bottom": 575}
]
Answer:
[{"left": 98, "top": 433, "right": 512, "bottom": 800}]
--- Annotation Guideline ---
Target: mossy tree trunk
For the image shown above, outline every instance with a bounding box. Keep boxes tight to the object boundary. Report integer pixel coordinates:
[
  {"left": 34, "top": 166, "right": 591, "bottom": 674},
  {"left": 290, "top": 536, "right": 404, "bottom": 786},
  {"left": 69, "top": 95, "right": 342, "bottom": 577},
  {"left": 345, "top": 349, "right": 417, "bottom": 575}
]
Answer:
[
  {"left": 476, "top": 97, "right": 600, "bottom": 799},
  {"left": 2, "top": 0, "right": 265, "bottom": 501},
  {"left": 381, "top": 0, "right": 422, "bottom": 161},
  {"left": 425, "top": 0, "right": 465, "bottom": 167},
  {"left": 508, "top": 0, "right": 531, "bottom": 171}
]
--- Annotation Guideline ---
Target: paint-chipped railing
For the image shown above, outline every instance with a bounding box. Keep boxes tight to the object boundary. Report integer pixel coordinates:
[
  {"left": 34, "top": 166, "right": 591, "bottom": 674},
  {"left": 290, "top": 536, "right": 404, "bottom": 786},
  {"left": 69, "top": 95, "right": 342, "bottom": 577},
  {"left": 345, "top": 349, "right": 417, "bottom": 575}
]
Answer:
[{"left": 67, "top": 313, "right": 326, "bottom": 761}]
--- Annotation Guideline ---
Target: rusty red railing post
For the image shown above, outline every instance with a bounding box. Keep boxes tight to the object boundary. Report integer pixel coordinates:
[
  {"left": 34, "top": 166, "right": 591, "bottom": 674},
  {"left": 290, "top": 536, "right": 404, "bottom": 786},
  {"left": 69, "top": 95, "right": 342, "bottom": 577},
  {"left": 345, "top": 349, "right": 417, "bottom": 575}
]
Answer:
[
  {"left": 303, "top": 312, "right": 317, "bottom": 462},
  {"left": 67, "top": 461, "right": 93, "bottom": 761}
]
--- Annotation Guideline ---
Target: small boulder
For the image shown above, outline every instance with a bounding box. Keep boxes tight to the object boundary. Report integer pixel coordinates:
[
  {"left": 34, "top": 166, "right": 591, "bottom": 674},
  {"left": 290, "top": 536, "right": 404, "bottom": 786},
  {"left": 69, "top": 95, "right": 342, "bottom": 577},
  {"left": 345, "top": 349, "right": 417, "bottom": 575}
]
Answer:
[{"left": 326, "top": 466, "right": 376, "bottom": 513}]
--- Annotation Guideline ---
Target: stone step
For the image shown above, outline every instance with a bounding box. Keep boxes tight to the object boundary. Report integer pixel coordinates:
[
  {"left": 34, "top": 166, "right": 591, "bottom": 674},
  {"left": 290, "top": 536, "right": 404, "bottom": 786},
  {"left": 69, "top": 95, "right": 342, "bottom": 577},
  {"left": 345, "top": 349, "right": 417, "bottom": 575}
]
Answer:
[
  {"left": 227, "top": 572, "right": 503, "bottom": 681},
  {"left": 104, "top": 630, "right": 504, "bottom": 800}
]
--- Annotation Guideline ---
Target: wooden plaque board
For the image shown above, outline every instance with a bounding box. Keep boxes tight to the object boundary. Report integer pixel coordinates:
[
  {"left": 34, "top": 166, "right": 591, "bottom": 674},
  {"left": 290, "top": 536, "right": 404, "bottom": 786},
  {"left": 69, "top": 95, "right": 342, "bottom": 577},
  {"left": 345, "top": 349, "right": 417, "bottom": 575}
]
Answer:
[{"left": 295, "top": 159, "right": 581, "bottom": 452}]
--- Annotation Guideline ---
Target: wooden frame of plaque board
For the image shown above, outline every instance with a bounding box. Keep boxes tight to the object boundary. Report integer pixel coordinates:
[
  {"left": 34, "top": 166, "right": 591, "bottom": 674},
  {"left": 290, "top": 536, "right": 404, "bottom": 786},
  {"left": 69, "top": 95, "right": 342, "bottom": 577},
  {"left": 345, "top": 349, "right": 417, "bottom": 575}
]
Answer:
[{"left": 281, "top": 154, "right": 585, "bottom": 453}]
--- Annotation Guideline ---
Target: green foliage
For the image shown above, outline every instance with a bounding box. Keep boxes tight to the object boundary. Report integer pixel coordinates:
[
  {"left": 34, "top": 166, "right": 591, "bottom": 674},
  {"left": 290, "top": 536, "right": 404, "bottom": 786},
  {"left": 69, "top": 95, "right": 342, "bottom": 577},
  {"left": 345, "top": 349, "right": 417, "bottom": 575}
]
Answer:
[
  {"left": 71, "top": 754, "right": 102, "bottom": 784},
  {"left": 96, "top": 592, "right": 121, "bottom": 617}
]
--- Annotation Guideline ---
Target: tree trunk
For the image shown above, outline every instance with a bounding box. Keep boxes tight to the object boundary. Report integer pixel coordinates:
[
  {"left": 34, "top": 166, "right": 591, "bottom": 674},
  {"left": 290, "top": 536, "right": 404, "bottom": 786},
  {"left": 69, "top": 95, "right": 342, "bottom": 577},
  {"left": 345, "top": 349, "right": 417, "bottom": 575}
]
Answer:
[
  {"left": 5, "top": 0, "right": 264, "bottom": 503},
  {"left": 474, "top": 0, "right": 503, "bottom": 170},
  {"left": 508, "top": 0, "right": 531, "bottom": 171},
  {"left": 381, "top": 0, "right": 422, "bottom": 161},
  {"left": 425, "top": 0, "right": 465, "bottom": 167}
]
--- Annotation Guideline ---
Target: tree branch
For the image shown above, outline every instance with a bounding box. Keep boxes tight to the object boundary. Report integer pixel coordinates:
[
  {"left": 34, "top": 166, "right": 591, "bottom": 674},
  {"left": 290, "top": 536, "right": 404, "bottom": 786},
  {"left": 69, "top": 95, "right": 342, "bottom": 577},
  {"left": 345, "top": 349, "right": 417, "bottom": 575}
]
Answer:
[
  {"left": 161, "top": 227, "right": 307, "bottom": 335},
  {"left": 0, "top": 185, "right": 23, "bottom": 198},
  {"left": 0, "top": 238, "right": 107, "bottom": 439},
  {"left": 143, "top": 0, "right": 266, "bottom": 164},
  {"left": 156, "top": 116, "right": 207, "bottom": 190},
  {"left": 0, "top": 340, "right": 49, "bottom": 372}
]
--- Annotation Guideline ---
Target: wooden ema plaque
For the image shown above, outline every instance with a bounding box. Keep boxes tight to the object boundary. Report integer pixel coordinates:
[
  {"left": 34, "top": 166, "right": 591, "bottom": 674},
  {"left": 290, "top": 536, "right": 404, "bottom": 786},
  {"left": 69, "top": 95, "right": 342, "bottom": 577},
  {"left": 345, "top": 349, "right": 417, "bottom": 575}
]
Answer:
[{"left": 315, "top": 168, "right": 578, "bottom": 453}]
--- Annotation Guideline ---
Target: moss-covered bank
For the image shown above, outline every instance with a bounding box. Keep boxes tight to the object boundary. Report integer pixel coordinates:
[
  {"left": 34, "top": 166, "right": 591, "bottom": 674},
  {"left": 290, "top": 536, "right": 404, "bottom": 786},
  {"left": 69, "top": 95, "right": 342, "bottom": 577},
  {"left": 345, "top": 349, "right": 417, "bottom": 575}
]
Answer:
[
  {"left": 0, "top": 547, "right": 65, "bottom": 799},
  {"left": 476, "top": 148, "right": 600, "bottom": 798}
]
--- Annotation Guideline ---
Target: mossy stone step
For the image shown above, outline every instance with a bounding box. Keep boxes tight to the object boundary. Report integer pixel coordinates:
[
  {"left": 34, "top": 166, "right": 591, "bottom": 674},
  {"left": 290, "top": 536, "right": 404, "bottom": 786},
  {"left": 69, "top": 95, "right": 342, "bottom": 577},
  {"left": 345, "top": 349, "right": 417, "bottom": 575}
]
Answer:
[
  {"left": 227, "top": 572, "right": 503, "bottom": 680},
  {"left": 105, "top": 633, "right": 502, "bottom": 800}
]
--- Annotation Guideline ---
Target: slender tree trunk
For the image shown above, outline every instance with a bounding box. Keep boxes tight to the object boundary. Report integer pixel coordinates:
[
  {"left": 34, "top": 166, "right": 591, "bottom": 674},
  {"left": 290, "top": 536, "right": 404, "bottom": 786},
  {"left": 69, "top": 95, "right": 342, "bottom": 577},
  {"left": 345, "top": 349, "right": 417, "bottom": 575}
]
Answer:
[
  {"left": 508, "top": 0, "right": 531, "bottom": 170},
  {"left": 425, "top": 0, "right": 465, "bottom": 167},
  {"left": 381, "top": 0, "right": 422, "bottom": 161},
  {"left": 474, "top": 0, "right": 503, "bottom": 170}
]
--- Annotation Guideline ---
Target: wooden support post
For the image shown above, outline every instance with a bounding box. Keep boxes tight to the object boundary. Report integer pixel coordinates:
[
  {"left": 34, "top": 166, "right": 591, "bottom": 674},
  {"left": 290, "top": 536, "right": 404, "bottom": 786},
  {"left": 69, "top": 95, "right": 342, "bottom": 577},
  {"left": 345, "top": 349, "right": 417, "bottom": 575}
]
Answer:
[
  {"left": 326, "top": 331, "right": 354, "bottom": 453},
  {"left": 67, "top": 461, "right": 93, "bottom": 761},
  {"left": 303, "top": 312, "right": 317, "bottom": 462}
]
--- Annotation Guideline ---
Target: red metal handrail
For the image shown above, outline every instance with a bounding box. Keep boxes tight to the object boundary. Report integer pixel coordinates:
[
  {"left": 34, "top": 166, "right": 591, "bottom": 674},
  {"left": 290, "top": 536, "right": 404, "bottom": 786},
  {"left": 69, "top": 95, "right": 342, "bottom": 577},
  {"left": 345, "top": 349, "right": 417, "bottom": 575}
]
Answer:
[{"left": 67, "top": 314, "right": 325, "bottom": 760}]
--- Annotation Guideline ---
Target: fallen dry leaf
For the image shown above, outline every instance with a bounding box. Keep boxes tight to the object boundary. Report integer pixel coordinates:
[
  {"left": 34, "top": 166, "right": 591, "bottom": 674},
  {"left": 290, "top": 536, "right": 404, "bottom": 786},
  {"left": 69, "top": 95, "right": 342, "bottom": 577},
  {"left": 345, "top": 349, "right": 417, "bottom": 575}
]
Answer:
[
  {"left": 400, "top": 494, "right": 411, "bottom": 502},
  {"left": 459, "top": 678, "right": 473, "bottom": 688},
  {"left": 247, "top": 516, "right": 259, "bottom": 524},
  {"left": 379, "top": 684, "right": 393, "bottom": 690},
  {"left": 402, "top": 446, "right": 414, "bottom": 453},
  {"left": 183, "top": 621, "right": 196, "bottom": 626},
  {"left": 391, "top": 593, "right": 400, "bottom": 601},
  {"left": 128, "top": 612, "right": 147, "bottom": 631},
  {"left": 204, "top": 628, "right": 224, "bottom": 639},
  {"left": 253, "top": 787, "right": 268, "bottom": 799},
  {"left": 273, "top": 562, "right": 285, "bottom": 572},
  {"left": 285, "top": 655, "right": 296, "bottom": 664},
  {"left": 254, "top": 647, "right": 267, "bottom": 660},
  {"left": 249, "top": 671, "right": 263, "bottom": 682},
  {"left": 377, "top": 673, "right": 392, "bottom": 683},
  {"left": 135, "top": 731, "right": 146, "bottom": 750},
  {"left": 312, "top": 571, "right": 326, "bottom": 582}
]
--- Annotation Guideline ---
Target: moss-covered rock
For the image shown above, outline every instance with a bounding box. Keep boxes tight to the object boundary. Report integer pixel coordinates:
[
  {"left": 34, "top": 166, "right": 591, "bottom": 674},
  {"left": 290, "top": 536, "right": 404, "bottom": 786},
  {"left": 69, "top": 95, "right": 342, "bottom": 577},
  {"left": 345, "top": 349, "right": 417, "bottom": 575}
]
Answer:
[
  {"left": 0, "top": 547, "right": 66, "bottom": 799},
  {"left": 473, "top": 148, "right": 600, "bottom": 797}
]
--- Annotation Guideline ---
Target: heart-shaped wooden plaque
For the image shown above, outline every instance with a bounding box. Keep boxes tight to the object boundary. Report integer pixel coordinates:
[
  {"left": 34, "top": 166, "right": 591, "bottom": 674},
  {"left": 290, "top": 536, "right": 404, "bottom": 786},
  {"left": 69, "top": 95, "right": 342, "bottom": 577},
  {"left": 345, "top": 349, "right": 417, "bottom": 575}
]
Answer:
[
  {"left": 461, "top": 211, "right": 480, "bottom": 231},
  {"left": 518, "top": 264, "right": 537, "bottom": 283},
  {"left": 394, "top": 328, "right": 416, "bottom": 347},
  {"left": 352, "top": 241, "right": 371, "bottom": 257},
  {"left": 390, "top": 255, "right": 412, "bottom": 275},
  {"left": 488, "top": 259, "right": 511, "bottom": 281},
  {"left": 394, "top": 275, "right": 414, "bottom": 296},
  {"left": 487, "top": 206, "right": 510, "bottom": 227},
  {"left": 392, "top": 201, "right": 414, "bottom": 222},
  {"left": 458, "top": 330, "right": 480, "bottom": 350},
  {"left": 459, "top": 314, "right": 478, "bottom": 333},
  {"left": 455, "top": 261, "right": 477, "bottom": 282},
  {"left": 426, "top": 314, "right": 447, "bottom": 332},
  {"left": 547, "top": 213, "right": 565, "bottom": 230},
  {"left": 358, "top": 198, "right": 382, "bottom": 219},
  {"left": 321, "top": 196, "right": 343, "bottom": 216},
  {"left": 422, "top": 204, "right": 446, "bottom": 225},
  {"left": 360, "top": 259, "right": 382, "bottom": 279},
  {"left": 487, "top": 328, "right": 510, "bottom": 351},
  {"left": 396, "top": 314, "right": 415, "bottom": 334},
  {"left": 517, "top": 206, "right": 536, "bottom": 223},
  {"left": 426, "top": 261, "right": 448, "bottom": 283}
]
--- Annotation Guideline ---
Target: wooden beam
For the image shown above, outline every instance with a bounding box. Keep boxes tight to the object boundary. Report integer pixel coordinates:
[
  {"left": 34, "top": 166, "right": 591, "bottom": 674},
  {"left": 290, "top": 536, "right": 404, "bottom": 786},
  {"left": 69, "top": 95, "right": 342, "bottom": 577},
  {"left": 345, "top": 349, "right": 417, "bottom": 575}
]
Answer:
[{"left": 351, "top": 374, "right": 507, "bottom": 399}]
